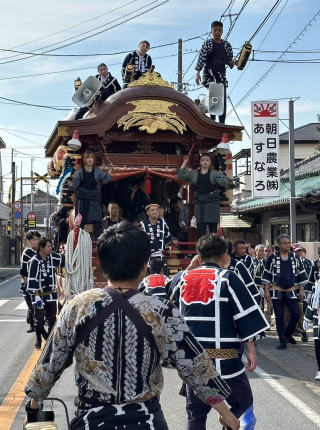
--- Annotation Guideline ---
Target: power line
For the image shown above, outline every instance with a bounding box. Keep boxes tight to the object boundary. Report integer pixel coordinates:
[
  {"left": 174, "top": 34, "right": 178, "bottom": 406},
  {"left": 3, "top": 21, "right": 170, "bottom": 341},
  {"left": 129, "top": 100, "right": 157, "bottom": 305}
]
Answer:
[
  {"left": 227, "top": 96, "right": 250, "bottom": 139},
  {"left": 220, "top": 0, "right": 235, "bottom": 21},
  {"left": 0, "top": 127, "right": 49, "bottom": 137},
  {"left": 0, "top": 34, "right": 205, "bottom": 59},
  {"left": 224, "top": 0, "right": 250, "bottom": 40},
  {"left": 247, "top": 0, "right": 282, "bottom": 42},
  {"left": 227, "top": 7, "right": 320, "bottom": 116},
  {"left": 229, "top": 0, "right": 288, "bottom": 96},
  {"left": 0, "top": 0, "right": 170, "bottom": 66},
  {"left": 0, "top": 0, "right": 139, "bottom": 57}
]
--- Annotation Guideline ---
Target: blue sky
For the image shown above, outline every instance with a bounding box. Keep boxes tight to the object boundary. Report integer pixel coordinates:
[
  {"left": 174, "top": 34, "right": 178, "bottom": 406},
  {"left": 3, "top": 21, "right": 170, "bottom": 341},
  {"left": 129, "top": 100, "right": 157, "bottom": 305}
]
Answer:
[{"left": 0, "top": 0, "right": 319, "bottom": 201}]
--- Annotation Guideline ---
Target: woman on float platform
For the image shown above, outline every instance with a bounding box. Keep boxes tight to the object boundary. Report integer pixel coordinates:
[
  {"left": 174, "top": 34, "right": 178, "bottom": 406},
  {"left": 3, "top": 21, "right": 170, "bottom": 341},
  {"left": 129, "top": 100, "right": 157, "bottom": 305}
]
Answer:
[{"left": 177, "top": 153, "right": 234, "bottom": 239}]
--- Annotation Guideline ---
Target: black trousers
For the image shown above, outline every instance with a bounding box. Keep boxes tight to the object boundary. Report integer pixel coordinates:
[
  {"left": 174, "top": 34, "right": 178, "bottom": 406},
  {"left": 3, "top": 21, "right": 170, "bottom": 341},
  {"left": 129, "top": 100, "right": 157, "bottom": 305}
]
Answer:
[
  {"left": 186, "top": 371, "right": 254, "bottom": 430},
  {"left": 196, "top": 222, "right": 217, "bottom": 239},
  {"left": 272, "top": 298, "right": 301, "bottom": 343},
  {"left": 33, "top": 301, "right": 57, "bottom": 334},
  {"left": 315, "top": 339, "right": 320, "bottom": 371},
  {"left": 25, "top": 294, "right": 34, "bottom": 324}
]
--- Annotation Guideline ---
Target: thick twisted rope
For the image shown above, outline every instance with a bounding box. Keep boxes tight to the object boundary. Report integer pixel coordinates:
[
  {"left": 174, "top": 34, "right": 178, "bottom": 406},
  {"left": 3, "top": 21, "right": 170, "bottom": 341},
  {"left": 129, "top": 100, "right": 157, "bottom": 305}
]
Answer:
[{"left": 65, "top": 228, "right": 93, "bottom": 297}]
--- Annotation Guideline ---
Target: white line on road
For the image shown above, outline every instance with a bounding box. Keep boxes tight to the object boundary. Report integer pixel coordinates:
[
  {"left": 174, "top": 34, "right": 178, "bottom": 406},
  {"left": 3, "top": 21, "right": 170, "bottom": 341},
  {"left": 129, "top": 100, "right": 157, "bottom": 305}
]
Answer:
[
  {"left": 0, "top": 299, "right": 9, "bottom": 307},
  {"left": 254, "top": 364, "right": 320, "bottom": 427},
  {"left": 0, "top": 319, "right": 25, "bottom": 322},
  {"left": 14, "top": 301, "right": 28, "bottom": 310},
  {"left": 0, "top": 274, "right": 20, "bottom": 285}
]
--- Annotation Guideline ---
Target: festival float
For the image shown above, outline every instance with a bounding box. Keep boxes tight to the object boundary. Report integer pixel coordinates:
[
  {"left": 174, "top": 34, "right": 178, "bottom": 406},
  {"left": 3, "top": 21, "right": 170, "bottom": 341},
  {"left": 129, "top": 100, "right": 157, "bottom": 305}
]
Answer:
[{"left": 45, "top": 69, "right": 243, "bottom": 303}]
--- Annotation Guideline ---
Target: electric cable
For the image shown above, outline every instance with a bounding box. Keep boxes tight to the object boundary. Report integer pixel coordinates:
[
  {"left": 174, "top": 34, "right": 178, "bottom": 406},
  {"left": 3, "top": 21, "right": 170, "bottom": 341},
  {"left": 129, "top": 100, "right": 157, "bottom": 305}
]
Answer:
[
  {"left": 227, "top": 96, "right": 250, "bottom": 139},
  {"left": 228, "top": 7, "right": 320, "bottom": 115},
  {"left": 0, "top": 0, "right": 139, "bottom": 56},
  {"left": 224, "top": 0, "right": 250, "bottom": 40},
  {"left": 229, "top": 0, "right": 288, "bottom": 96},
  {"left": 0, "top": 0, "right": 170, "bottom": 66},
  {"left": 0, "top": 126, "right": 49, "bottom": 137},
  {"left": 247, "top": 0, "right": 282, "bottom": 43}
]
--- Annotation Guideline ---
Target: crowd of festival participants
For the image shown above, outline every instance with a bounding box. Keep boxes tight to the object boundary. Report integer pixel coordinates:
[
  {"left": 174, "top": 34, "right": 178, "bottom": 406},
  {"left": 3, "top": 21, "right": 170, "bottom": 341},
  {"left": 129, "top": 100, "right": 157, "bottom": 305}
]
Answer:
[{"left": 20, "top": 23, "right": 320, "bottom": 430}]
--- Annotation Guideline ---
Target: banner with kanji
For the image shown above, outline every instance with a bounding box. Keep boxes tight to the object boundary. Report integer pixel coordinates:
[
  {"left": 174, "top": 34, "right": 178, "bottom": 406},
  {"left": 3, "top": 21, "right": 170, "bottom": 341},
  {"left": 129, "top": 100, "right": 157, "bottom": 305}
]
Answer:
[{"left": 251, "top": 101, "right": 280, "bottom": 198}]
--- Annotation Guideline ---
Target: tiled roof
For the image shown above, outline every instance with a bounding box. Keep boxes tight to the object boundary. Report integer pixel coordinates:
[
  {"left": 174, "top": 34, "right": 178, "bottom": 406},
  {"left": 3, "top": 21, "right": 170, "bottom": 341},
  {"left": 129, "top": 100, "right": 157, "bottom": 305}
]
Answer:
[
  {"left": 280, "top": 123, "right": 320, "bottom": 142},
  {"left": 281, "top": 151, "right": 320, "bottom": 180},
  {"left": 232, "top": 175, "right": 320, "bottom": 212}
]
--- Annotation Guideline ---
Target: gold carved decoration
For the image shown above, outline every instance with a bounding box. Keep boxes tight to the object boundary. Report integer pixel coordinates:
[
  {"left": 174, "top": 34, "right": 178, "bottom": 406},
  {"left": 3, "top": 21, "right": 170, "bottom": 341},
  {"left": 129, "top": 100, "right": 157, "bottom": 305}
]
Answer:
[
  {"left": 128, "top": 70, "right": 174, "bottom": 89},
  {"left": 117, "top": 100, "right": 187, "bottom": 134}
]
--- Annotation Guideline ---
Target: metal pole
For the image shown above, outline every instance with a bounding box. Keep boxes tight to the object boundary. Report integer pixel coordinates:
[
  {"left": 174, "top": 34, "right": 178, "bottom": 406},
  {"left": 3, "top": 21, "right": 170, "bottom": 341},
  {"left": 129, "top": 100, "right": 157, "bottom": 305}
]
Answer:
[
  {"left": 20, "top": 162, "right": 23, "bottom": 241},
  {"left": 31, "top": 158, "right": 34, "bottom": 212},
  {"left": 289, "top": 99, "right": 296, "bottom": 243},
  {"left": 10, "top": 160, "right": 16, "bottom": 265},
  {"left": 46, "top": 182, "right": 49, "bottom": 236},
  {"left": 177, "top": 38, "right": 183, "bottom": 92}
]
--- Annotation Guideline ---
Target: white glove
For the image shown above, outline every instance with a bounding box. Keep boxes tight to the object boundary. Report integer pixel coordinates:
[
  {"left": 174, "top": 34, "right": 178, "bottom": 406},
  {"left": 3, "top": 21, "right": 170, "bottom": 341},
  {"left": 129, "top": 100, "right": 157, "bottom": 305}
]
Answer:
[
  {"left": 303, "top": 320, "right": 309, "bottom": 331},
  {"left": 35, "top": 295, "right": 44, "bottom": 309}
]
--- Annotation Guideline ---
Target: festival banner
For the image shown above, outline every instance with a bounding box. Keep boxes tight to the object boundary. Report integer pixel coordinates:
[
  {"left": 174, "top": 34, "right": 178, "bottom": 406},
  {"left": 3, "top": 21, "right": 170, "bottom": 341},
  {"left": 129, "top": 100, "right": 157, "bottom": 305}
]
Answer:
[{"left": 251, "top": 101, "right": 280, "bottom": 198}]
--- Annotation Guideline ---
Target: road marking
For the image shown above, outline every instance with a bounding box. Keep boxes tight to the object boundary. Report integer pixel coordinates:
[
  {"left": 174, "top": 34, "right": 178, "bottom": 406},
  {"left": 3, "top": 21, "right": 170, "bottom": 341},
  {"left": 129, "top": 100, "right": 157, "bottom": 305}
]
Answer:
[
  {"left": 0, "top": 319, "right": 25, "bottom": 322},
  {"left": 0, "top": 274, "right": 20, "bottom": 285},
  {"left": 0, "top": 299, "right": 9, "bottom": 307},
  {"left": 15, "top": 301, "right": 28, "bottom": 310},
  {"left": 254, "top": 364, "right": 320, "bottom": 427},
  {"left": 0, "top": 347, "right": 42, "bottom": 430}
]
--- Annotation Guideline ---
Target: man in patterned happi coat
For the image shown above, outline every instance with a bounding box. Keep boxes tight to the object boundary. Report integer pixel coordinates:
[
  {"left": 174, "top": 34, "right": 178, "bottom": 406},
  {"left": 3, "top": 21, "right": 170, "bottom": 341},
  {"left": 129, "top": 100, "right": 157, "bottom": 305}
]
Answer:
[
  {"left": 24, "top": 222, "right": 240, "bottom": 430},
  {"left": 172, "top": 234, "right": 269, "bottom": 429},
  {"left": 195, "top": 20, "right": 238, "bottom": 123},
  {"left": 27, "top": 237, "right": 65, "bottom": 349}
]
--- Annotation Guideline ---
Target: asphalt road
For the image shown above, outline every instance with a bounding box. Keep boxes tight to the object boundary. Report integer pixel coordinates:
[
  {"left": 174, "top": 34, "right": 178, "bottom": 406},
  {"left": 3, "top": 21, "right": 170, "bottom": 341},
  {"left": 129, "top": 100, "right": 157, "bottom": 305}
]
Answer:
[{"left": 1, "top": 273, "right": 320, "bottom": 429}]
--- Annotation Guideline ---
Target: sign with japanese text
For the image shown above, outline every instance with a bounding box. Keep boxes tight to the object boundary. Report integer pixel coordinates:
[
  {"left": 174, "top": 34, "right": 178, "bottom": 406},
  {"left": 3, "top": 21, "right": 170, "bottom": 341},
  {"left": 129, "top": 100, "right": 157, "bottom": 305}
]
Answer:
[{"left": 251, "top": 101, "right": 280, "bottom": 198}]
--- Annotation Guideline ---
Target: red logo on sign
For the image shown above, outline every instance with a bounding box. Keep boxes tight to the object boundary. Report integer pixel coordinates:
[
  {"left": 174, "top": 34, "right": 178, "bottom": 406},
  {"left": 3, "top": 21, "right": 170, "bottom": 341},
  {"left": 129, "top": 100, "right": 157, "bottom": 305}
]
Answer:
[
  {"left": 146, "top": 274, "right": 166, "bottom": 289},
  {"left": 27, "top": 212, "right": 36, "bottom": 221},
  {"left": 254, "top": 103, "right": 277, "bottom": 117},
  {"left": 181, "top": 269, "right": 216, "bottom": 305}
]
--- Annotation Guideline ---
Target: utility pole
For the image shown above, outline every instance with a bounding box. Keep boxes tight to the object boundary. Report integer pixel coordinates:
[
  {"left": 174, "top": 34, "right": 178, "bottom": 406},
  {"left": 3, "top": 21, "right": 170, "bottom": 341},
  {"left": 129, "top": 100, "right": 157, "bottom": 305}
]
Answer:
[
  {"left": 46, "top": 182, "right": 50, "bottom": 236},
  {"left": 31, "top": 158, "right": 34, "bottom": 212},
  {"left": 177, "top": 38, "right": 183, "bottom": 92},
  {"left": 20, "top": 162, "right": 23, "bottom": 241},
  {"left": 289, "top": 99, "right": 296, "bottom": 243},
  {"left": 10, "top": 159, "right": 16, "bottom": 265}
]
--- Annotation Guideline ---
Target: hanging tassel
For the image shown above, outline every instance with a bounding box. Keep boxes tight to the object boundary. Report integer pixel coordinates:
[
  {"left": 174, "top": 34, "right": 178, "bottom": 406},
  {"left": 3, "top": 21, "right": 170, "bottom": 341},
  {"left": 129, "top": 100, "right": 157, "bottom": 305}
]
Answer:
[{"left": 145, "top": 167, "right": 152, "bottom": 195}]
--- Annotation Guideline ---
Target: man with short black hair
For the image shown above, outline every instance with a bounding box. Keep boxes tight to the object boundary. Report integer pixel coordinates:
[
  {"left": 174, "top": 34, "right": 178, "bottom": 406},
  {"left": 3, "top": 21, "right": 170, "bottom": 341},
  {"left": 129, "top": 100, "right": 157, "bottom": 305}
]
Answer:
[
  {"left": 232, "top": 238, "right": 254, "bottom": 277},
  {"left": 139, "top": 258, "right": 169, "bottom": 299},
  {"left": 173, "top": 234, "right": 269, "bottom": 429},
  {"left": 20, "top": 230, "right": 41, "bottom": 333},
  {"left": 262, "top": 234, "right": 308, "bottom": 349},
  {"left": 27, "top": 237, "right": 65, "bottom": 349},
  {"left": 24, "top": 223, "right": 240, "bottom": 430},
  {"left": 102, "top": 202, "right": 126, "bottom": 229},
  {"left": 195, "top": 21, "right": 238, "bottom": 123},
  {"left": 122, "top": 40, "right": 152, "bottom": 87}
]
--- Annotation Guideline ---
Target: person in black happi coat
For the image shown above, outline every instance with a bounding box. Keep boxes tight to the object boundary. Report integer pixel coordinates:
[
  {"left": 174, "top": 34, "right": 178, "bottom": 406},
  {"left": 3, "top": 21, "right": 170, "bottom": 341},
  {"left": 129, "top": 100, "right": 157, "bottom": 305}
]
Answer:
[
  {"left": 140, "top": 203, "right": 173, "bottom": 277},
  {"left": 75, "top": 63, "right": 121, "bottom": 120},
  {"left": 122, "top": 40, "right": 152, "bottom": 87},
  {"left": 20, "top": 230, "right": 41, "bottom": 333},
  {"left": 27, "top": 237, "right": 65, "bottom": 349}
]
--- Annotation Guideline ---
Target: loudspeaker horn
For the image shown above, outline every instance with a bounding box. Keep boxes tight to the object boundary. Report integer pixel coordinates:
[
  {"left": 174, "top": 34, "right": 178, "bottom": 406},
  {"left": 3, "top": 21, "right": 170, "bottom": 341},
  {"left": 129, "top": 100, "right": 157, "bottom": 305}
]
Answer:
[
  {"left": 72, "top": 76, "right": 101, "bottom": 107},
  {"left": 200, "top": 82, "right": 225, "bottom": 116}
]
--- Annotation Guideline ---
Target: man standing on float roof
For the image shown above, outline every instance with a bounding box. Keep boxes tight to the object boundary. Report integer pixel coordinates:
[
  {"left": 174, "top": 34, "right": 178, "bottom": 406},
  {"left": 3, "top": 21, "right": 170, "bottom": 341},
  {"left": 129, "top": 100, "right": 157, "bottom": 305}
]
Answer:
[{"left": 195, "top": 21, "right": 238, "bottom": 124}]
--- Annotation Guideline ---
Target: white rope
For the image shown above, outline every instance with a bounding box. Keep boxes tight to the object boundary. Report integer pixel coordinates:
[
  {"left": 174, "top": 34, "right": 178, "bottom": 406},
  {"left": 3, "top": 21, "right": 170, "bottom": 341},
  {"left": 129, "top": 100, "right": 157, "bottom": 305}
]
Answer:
[
  {"left": 25, "top": 423, "right": 58, "bottom": 429},
  {"left": 65, "top": 228, "right": 93, "bottom": 297}
]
